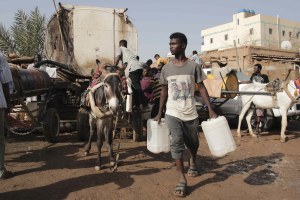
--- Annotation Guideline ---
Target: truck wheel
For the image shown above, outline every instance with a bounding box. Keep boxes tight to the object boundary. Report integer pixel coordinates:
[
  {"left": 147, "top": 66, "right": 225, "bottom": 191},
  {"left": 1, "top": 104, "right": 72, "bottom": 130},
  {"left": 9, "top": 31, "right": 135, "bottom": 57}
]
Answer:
[
  {"left": 43, "top": 108, "right": 60, "bottom": 143},
  {"left": 77, "top": 108, "right": 90, "bottom": 141}
]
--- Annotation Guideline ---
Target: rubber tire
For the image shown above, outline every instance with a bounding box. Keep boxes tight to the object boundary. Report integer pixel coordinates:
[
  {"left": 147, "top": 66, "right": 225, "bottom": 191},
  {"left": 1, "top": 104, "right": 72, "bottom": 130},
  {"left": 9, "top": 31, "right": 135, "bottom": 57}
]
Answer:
[
  {"left": 77, "top": 108, "right": 90, "bottom": 141},
  {"left": 43, "top": 108, "right": 60, "bottom": 143}
]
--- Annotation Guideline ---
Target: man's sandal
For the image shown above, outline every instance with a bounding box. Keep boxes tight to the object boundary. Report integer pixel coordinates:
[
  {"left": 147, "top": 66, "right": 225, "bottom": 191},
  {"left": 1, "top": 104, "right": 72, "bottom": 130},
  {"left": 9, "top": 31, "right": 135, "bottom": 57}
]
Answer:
[
  {"left": 173, "top": 182, "right": 187, "bottom": 197},
  {"left": 187, "top": 168, "right": 198, "bottom": 177}
]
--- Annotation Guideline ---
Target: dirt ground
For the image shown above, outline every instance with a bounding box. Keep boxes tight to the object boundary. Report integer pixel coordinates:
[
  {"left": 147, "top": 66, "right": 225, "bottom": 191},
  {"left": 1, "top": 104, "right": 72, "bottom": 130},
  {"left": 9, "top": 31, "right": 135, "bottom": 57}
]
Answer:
[{"left": 1, "top": 122, "right": 300, "bottom": 200}]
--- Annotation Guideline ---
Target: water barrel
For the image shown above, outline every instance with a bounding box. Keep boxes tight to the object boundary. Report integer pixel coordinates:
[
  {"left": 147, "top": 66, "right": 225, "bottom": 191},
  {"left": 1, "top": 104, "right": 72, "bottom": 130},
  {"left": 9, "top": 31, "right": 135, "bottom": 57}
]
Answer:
[
  {"left": 221, "top": 74, "right": 238, "bottom": 99},
  {"left": 147, "top": 119, "right": 170, "bottom": 154},
  {"left": 9, "top": 66, "right": 52, "bottom": 97},
  {"left": 9, "top": 65, "right": 22, "bottom": 96},
  {"left": 201, "top": 116, "right": 236, "bottom": 157},
  {"left": 27, "top": 69, "right": 44, "bottom": 89}
]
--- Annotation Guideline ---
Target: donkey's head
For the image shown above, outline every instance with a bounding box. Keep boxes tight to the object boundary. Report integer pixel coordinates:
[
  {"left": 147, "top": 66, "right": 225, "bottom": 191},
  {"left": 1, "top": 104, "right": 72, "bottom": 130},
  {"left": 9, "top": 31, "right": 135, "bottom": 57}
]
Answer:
[{"left": 101, "top": 65, "right": 122, "bottom": 114}]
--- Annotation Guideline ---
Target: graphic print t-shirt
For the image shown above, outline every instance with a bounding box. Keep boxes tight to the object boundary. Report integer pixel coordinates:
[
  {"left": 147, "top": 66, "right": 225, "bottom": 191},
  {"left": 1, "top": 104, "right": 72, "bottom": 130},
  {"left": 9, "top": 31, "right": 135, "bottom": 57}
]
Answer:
[
  {"left": 250, "top": 73, "right": 269, "bottom": 83},
  {"left": 160, "top": 60, "right": 206, "bottom": 121}
]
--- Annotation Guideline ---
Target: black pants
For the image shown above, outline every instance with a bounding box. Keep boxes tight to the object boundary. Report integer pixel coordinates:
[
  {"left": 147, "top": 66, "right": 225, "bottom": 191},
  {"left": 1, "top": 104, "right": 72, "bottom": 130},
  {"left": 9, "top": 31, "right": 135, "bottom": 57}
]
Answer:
[{"left": 129, "top": 69, "right": 144, "bottom": 108}]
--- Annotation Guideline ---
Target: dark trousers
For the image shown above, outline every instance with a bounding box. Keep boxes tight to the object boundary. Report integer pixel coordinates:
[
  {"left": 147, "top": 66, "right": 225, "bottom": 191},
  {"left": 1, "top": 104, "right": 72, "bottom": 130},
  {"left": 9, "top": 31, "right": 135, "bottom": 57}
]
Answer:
[{"left": 129, "top": 69, "right": 144, "bottom": 108}]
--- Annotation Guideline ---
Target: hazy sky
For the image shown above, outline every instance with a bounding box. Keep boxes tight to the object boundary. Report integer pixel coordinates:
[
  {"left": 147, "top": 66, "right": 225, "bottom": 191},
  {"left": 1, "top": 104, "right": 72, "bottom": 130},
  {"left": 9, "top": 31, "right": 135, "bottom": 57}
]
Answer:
[{"left": 0, "top": 0, "right": 299, "bottom": 61}]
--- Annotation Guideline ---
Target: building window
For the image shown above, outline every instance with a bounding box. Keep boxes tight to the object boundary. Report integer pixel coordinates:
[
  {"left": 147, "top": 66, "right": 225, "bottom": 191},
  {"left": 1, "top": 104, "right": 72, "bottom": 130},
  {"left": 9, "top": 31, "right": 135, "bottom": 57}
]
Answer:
[
  {"left": 269, "top": 28, "right": 272, "bottom": 35},
  {"left": 225, "top": 34, "right": 228, "bottom": 41},
  {"left": 238, "top": 39, "right": 240, "bottom": 44},
  {"left": 210, "top": 38, "right": 213, "bottom": 44},
  {"left": 237, "top": 19, "right": 239, "bottom": 25},
  {"left": 282, "top": 30, "right": 285, "bottom": 37},
  {"left": 289, "top": 32, "right": 292, "bottom": 37},
  {"left": 297, "top": 32, "right": 300, "bottom": 39},
  {"left": 249, "top": 28, "right": 254, "bottom": 35},
  {"left": 201, "top": 41, "right": 204, "bottom": 45}
]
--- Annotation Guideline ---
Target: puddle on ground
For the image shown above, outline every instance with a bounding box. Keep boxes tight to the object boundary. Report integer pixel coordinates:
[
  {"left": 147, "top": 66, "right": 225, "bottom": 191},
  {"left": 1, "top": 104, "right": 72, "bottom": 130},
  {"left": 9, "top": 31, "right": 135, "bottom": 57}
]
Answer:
[
  {"left": 209, "top": 153, "right": 283, "bottom": 185},
  {"left": 244, "top": 169, "right": 278, "bottom": 185}
]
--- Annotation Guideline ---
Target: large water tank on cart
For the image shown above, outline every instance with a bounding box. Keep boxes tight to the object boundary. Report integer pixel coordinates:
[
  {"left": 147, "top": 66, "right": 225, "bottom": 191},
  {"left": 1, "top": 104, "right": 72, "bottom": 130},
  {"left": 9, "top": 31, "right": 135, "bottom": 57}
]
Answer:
[
  {"left": 44, "top": 4, "right": 138, "bottom": 76},
  {"left": 44, "top": 4, "right": 139, "bottom": 141}
]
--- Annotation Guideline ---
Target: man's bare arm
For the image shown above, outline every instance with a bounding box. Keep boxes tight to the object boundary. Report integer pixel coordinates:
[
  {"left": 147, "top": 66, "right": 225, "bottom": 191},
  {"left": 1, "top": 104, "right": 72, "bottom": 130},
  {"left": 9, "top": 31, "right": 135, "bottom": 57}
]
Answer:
[
  {"left": 153, "top": 85, "right": 168, "bottom": 123},
  {"left": 115, "top": 55, "right": 122, "bottom": 67},
  {"left": 198, "top": 82, "right": 217, "bottom": 119}
]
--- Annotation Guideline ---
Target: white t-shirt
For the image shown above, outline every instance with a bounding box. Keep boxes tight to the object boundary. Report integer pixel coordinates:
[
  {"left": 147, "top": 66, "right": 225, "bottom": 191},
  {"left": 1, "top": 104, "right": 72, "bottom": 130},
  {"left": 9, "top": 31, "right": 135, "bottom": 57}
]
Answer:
[
  {"left": 191, "top": 54, "right": 201, "bottom": 65},
  {"left": 117, "top": 46, "right": 142, "bottom": 77},
  {"left": 160, "top": 60, "right": 206, "bottom": 121},
  {"left": 0, "top": 53, "right": 13, "bottom": 108}
]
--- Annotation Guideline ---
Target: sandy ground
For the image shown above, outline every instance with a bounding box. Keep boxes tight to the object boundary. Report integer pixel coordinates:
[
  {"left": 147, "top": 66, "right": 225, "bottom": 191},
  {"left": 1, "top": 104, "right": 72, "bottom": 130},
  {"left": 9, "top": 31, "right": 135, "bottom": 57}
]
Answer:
[{"left": 0, "top": 122, "right": 300, "bottom": 200}]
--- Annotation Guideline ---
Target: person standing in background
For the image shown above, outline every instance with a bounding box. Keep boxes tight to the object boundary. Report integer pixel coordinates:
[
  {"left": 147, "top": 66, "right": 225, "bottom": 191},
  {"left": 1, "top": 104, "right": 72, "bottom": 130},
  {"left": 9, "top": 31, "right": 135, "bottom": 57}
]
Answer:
[
  {"left": 191, "top": 50, "right": 201, "bottom": 65},
  {"left": 250, "top": 63, "right": 269, "bottom": 133},
  {"left": 154, "top": 54, "right": 168, "bottom": 68},
  {"left": 0, "top": 52, "right": 14, "bottom": 179}
]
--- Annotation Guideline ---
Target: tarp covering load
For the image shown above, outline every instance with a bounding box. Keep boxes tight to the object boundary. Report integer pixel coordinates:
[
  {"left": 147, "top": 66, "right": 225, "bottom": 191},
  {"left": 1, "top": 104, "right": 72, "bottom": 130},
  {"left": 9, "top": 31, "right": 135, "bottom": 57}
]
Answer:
[{"left": 44, "top": 4, "right": 138, "bottom": 77}]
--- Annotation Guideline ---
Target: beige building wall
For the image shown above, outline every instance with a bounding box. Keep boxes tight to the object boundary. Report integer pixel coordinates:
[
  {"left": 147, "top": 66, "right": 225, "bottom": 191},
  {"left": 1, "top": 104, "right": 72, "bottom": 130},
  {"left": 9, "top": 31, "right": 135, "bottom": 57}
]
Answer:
[
  {"left": 201, "top": 11, "right": 300, "bottom": 52},
  {"left": 200, "top": 46, "right": 299, "bottom": 81}
]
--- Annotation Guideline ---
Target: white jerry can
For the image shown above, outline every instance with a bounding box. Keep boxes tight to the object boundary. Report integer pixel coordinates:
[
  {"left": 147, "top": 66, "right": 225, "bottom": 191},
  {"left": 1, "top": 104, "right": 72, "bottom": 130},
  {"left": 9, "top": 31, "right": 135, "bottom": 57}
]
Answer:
[
  {"left": 201, "top": 116, "right": 236, "bottom": 157},
  {"left": 147, "top": 119, "right": 170, "bottom": 154},
  {"left": 126, "top": 94, "right": 132, "bottom": 112},
  {"left": 125, "top": 78, "right": 133, "bottom": 112}
]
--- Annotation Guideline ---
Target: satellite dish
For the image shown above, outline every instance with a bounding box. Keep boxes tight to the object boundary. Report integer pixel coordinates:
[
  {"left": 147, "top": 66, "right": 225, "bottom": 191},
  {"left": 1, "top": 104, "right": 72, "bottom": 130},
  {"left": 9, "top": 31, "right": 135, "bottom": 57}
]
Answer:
[{"left": 281, "top": 41, "right": 292, "bottom": 50}]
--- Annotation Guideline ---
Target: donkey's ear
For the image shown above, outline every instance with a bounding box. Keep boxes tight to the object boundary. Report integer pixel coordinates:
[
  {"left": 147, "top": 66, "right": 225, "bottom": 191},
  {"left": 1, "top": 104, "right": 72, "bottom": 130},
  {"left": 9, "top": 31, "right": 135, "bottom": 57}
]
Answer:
[{"left": 96, "top": 59, "right": 101, "bottom": 65}]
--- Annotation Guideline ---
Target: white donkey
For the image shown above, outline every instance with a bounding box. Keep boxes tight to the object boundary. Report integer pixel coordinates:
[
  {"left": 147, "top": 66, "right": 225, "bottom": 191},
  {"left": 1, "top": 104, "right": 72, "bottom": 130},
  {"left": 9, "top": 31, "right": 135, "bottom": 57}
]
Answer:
[{"left": 237, "top": 78, "right": 299, "bottom": 142}]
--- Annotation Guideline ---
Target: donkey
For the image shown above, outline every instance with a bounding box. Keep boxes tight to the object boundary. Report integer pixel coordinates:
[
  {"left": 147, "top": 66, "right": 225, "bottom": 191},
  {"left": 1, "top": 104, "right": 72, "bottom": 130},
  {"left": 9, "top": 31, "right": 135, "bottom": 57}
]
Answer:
[
  {"left": 84, "top": 66, "right": 122, "bottom": 170},
  {"left": 237, "top": 75, "right": 300, "bottom": 142}
]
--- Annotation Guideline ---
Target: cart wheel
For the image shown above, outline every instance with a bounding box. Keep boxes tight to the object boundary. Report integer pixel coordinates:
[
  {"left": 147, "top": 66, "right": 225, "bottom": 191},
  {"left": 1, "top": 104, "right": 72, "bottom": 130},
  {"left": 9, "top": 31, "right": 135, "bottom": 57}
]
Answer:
[
  {"left": 77, "top": 108, "right": 90, "bottom": 141},
  {"left": 43, "top": 108, "right": 60, "bottom": 143}
]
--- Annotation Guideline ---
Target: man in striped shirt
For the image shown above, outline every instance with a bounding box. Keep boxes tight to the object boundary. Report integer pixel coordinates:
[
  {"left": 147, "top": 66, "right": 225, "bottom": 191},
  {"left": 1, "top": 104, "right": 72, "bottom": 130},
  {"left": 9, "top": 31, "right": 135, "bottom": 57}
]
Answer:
[{"left": 0, "top": 52, "right": 14, "bottom": 179}]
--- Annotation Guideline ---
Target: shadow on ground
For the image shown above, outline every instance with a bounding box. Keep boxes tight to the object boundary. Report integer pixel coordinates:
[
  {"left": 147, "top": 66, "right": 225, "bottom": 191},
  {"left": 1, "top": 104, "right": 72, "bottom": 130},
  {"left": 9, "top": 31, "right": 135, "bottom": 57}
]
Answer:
[
  {"left": 190, "top": 153, "right": 284, "bottom": 193},
  {"left": 0, "top": 168, "right": 159, "bottom": 199}
]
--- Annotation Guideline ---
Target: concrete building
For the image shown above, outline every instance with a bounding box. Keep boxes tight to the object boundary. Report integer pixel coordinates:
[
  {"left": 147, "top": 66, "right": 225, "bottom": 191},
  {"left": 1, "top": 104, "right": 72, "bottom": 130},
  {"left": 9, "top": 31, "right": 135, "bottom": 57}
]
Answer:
[
  {"left": 201, "top": 46, "right": 300, "bottom": 80},
  {"left": 201, "top": 9, "right": 300, "bottom": 52}
]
